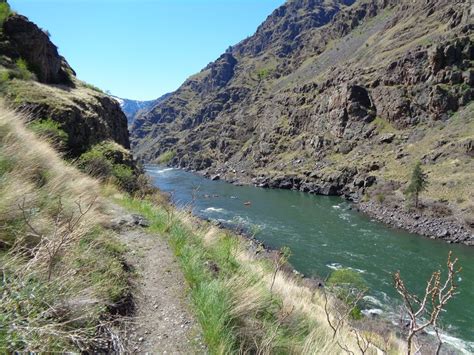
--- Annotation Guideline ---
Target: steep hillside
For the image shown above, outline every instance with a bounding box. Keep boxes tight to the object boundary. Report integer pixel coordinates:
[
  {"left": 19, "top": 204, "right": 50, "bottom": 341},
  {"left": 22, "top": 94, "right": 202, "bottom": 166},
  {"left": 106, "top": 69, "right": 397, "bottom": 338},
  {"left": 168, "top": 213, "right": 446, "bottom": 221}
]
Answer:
[
  {"left": 132, "top": 0, "right": 473, "bottom": 242},
  {"left": 0, "top": 103, "right": 131, "bottom": 352},
  {"left": 0, "top": 9, "right": 129, "bottom": 156}
]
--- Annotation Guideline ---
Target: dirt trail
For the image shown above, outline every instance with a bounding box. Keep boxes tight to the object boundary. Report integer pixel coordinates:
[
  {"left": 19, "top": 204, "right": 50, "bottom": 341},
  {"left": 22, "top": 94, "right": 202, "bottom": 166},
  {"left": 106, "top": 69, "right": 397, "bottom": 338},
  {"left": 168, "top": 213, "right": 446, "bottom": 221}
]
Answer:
[{"left": 108, "top": 204, "right": 206, "bottom": 354}]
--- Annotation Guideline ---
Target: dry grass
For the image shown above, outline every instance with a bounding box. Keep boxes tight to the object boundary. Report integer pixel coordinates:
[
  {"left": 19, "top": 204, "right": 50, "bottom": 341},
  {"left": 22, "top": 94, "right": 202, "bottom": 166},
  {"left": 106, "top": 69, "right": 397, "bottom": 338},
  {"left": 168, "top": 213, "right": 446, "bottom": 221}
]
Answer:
[
  {"left": 0, "top": 102, "right": 128, "bottom": 352},
  {"left": 123, "top": 196, "right": 404, "bottom": 354}
]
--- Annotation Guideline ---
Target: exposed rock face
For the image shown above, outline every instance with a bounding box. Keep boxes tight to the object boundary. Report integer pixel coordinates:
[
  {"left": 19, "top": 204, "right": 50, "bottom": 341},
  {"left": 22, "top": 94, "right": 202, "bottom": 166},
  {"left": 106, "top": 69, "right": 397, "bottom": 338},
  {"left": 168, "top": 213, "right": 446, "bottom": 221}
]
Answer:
[
  {"left": 3, "top": 14, "right": 73, "bottom": 85},
  {"left": 0, "top": 13, "right": 130, "bottom": 156},
  {"left": 18, "top": 93, "right": 130, "bottom": 156},
  {"left": 132, "top": 0, "right": 473, "bottom": 241}
]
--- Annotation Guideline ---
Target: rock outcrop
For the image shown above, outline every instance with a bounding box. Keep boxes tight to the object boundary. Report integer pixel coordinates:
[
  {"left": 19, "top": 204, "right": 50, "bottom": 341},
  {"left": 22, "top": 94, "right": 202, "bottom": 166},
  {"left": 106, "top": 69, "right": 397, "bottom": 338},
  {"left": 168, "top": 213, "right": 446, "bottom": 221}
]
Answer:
[
  {"left": 132, "top": 0, "right": 473, "bottom": 242},
  {"left": 3, "top": 14, "right": 73, "bottom": 85},
  {"left": 0, "top": 12, "right": 130, "bottom": 156}
]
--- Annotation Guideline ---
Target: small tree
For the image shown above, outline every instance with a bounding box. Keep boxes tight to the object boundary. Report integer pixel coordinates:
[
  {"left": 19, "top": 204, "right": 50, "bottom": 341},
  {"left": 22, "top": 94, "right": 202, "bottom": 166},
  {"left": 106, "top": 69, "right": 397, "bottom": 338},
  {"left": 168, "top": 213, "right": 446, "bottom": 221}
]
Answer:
[
  {"left": 405, "top": 161, "right": 428, "bottom": 208},
  {"left": 394, "top": 251, "right": 461, "bottom": 355}
]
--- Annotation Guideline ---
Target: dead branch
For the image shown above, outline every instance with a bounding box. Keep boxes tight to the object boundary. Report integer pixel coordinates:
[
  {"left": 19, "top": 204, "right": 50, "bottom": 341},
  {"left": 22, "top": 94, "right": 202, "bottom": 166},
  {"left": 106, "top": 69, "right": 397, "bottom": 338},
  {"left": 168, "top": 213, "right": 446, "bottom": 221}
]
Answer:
[
  {"left": 393, "top": 251, "right": 461, "bottom": 355},
  {"left": 19, "top": 195, "right": 97, "bottom": 280}
]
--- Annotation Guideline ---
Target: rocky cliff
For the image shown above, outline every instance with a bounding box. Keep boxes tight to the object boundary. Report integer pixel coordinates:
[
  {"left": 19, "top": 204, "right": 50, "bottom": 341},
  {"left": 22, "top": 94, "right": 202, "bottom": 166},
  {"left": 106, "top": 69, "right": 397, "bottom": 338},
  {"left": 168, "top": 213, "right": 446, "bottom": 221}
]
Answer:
[
  {"left": 0, "top": 12, "right": 129, "bottom": 156},
  {"left": 132, "top": 0, "right": 473, "bottom": 242}
]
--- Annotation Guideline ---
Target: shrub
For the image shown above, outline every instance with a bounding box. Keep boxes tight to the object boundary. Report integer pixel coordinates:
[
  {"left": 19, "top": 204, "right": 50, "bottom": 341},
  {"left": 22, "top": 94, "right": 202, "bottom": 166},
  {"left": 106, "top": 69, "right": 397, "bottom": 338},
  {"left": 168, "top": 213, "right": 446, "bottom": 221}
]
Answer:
[
  {"left": 157, "top": 150, "right": 175, "bottom": 164},
  {"left": 77, "top": 148, "right": 113, "bottom": 179},
  {"left": 0, "top": 70, "right": 9, "bottom": 85},
  {"left": 327, "top": 268, "right": 368, "bottom": 320},
  {"left": 29, "top": 118, "right": 68, "bottom": 151},
  {"left": 0, "top": 2, "right": 11, "bottom": 27},
  {"left": 82, "top": 82, "right": 104, "bottom": 93},
  {"left": 375, "top": 193, "right": 385, "bottom": 203},
  {"left": 77, "top": 141, "right": 151, "bottom": 194},
  {"left": 327, "top": 268, "right": 367, "bottom": 290},
  {"left": 13, "top": 58, "right": 34, "bottom": 81},
  {"left": 111, "top": 164, "right": 135, "bottom": 191},
  {"left": 256, "top": 67, "right": 273, "bottom": 81}
]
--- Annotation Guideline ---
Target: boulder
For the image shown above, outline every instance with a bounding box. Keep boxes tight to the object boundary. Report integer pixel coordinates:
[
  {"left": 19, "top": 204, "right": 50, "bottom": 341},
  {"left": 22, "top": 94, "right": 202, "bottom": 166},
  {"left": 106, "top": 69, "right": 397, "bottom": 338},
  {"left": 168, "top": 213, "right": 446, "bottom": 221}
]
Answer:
[
  {"left": 111, "top": 214, "right": 150, "bottom": 229},
  {"left": 379, "top": 133, "right": 395, "bottom": 143}
]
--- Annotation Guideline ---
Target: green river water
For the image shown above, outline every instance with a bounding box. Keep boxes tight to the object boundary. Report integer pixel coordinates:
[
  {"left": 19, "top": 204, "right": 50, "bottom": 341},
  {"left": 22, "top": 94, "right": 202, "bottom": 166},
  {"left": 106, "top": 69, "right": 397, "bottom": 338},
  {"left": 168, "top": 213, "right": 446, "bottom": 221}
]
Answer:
[{"left": 147, "top": 165, "right": 474, "bottom": 353}]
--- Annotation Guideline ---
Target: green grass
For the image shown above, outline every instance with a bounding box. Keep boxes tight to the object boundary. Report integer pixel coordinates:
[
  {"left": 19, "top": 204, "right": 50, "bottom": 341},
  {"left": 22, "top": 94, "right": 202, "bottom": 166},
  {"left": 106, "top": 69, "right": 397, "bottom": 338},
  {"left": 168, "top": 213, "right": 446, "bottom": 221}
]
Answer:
[
  {"left": 14, "top": 58, "right": 34, "bottom": 81},
  {"left": 81, "top": 82, "right": 104, "bottom": 93},
  {"left": 118, "top": 196, "right": 319, "bottom": 354},
  {"left": 0, "top": 107, "right": 130, "bottom": 352},
  {"left": 77, "top": 141, "right": 143, "bottom": 193},
  {"left": 29, "top": 118, "right": 68, "bottom": 151},
  {"left": 371, "top": 116, "right": 398, "bottom": 134},
  {"left": 119, "top": 197, "right": 237, "bottom": 352},
  {"left": 156, "top": 150, "right": 175, "bottom": 164},
  {"left": 0, "top": 2, "right": 11, "bottom": 27}
]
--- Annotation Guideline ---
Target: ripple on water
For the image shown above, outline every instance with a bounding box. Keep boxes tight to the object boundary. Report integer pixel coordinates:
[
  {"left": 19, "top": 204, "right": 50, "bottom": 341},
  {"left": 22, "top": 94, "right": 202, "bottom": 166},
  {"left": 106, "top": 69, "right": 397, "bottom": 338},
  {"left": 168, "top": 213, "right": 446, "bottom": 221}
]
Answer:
[
  {"left": 153, "top": 167, "right": 174, "bottom": 174},
  {"left": 326, "top": 262, "right": 366, "bottom": 274},
  {"left": 203, "top": 207, "right": 225, "bottom": 213}
]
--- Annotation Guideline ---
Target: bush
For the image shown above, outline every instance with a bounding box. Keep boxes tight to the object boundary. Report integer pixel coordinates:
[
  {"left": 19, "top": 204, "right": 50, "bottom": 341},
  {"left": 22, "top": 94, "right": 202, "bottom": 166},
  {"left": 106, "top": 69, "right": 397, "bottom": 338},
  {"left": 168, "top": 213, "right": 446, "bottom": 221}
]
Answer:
[
  {"left": 0, "top": 2, "right": 11, "bottom": 27},
  {"left": 77, "top": 148, "right": 113, "bottom": 179},
  {"left": 0, "top": 70, "right": 9, "bottom": 85},
  {"left": 111, "top": 164, "right": 136, "bottom": 191},
  {"left": 327, "top": 268, "right": 367, "bottom": 290},
  {"left": 13, "top": 58, "right": 34, "bottom": 81},
  {"left": 29, "top": 118, "right": 68, "bottom": 151},
  {"left": 327, "top": 268, "right": 368, "bottom": 320},
  {"left": 157, "top": 150, "right": 175, "bottom": 164},
  {"left": 82, "top": 82, "right": 104, "bottom": 93},
  {"left": 77, "top": 142, "right": 152, "bottom": 194},
  {"left": 256, "top": 67, "right": 273, "bottom": 81},
  {"left": 375, "top": 193, "right": 385, "bottom": 203}
]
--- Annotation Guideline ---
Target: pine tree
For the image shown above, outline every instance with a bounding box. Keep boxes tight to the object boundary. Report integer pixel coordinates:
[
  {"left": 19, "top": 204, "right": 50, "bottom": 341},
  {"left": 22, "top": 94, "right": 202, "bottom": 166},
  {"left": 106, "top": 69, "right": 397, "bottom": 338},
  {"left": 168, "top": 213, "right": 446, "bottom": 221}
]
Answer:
[{"left": 405, "top": 161, "right": 428, "bottom": 208}]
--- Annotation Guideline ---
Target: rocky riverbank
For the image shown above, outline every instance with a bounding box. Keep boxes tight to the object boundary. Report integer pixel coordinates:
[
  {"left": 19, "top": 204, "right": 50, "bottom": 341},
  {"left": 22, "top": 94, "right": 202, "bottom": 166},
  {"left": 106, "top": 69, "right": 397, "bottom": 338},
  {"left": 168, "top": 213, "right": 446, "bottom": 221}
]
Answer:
[
  {"left": 357, "top": 201, "right": 474, "bottom": 246},
  {"left": 195, "top": 167, "right": 474, "bottom": 246}
]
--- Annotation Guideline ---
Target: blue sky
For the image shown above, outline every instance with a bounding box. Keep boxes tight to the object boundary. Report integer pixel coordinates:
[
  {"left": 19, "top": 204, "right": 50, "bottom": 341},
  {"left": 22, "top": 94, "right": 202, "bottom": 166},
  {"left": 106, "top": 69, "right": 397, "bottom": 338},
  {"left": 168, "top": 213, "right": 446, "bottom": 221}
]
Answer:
[{"left": 9, "top": 0, "right": 284, "bottom": 100}]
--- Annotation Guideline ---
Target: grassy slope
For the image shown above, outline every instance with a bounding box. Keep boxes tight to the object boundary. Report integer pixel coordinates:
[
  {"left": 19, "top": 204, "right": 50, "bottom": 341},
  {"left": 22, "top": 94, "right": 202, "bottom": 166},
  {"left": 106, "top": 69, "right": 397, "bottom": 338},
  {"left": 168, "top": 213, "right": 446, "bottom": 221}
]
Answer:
[
  {"left": 117, "top": 195, "right": 403, "bottom": 354},
  {"left": 0, "top": 103, "right": 128, "bottom": 352},
  {"left": 325, "top": 103, "right": 474, "bottom": 213},
  {"left": 0, "top": 102, "right": 405, "bottom": 353}
]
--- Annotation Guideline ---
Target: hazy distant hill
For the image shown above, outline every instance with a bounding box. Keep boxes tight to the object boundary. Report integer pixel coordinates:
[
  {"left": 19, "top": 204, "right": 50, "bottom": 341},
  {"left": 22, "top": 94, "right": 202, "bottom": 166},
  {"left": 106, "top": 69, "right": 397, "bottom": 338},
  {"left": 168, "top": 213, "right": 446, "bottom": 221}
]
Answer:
[{"left": 112, "top": 96, "right": 162, "bottom": 127}]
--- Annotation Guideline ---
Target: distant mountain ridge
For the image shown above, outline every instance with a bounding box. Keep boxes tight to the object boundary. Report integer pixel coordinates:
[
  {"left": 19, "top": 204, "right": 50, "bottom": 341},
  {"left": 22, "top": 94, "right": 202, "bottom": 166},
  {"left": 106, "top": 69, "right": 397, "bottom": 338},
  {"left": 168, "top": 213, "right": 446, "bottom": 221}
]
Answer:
[{"left": 112, "top": 96, "right": 161, "bottom": 127}]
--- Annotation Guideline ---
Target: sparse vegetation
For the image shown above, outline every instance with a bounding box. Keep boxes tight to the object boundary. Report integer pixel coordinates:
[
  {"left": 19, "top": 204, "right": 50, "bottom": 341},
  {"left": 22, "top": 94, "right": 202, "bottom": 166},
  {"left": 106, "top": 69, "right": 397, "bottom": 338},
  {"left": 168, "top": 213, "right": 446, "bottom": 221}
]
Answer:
[
  {"left": 29, "top": 118, "right": 68, "bottom": 151},
  {"left": 14, "top": 58, "right": 35, "bottom": 81},
  {"left": 256, "top": 67, "right": 273, "bottom": 81},
  {"left": 81, "top": 82, "right": 104, "bottom": 93},
  {"left": 157, "top": 150, "right": 175, "bottom": 164},
  {"left": 0, "top": 104, "right": 129, "bottom": 352},
  {"left": 0, "top": 1, "right": 11, "bottom": 27},
  {"left": 117, "top": 195, "right": 401, "bottom": 354}
]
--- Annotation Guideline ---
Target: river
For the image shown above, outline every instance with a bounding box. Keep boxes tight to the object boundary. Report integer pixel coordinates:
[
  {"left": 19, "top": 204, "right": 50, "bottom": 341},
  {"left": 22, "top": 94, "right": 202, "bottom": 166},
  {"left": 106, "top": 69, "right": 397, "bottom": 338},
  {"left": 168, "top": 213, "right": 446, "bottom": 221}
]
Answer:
[{"left": 147, "top": 165, "right": 474, "bottom": 353}]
